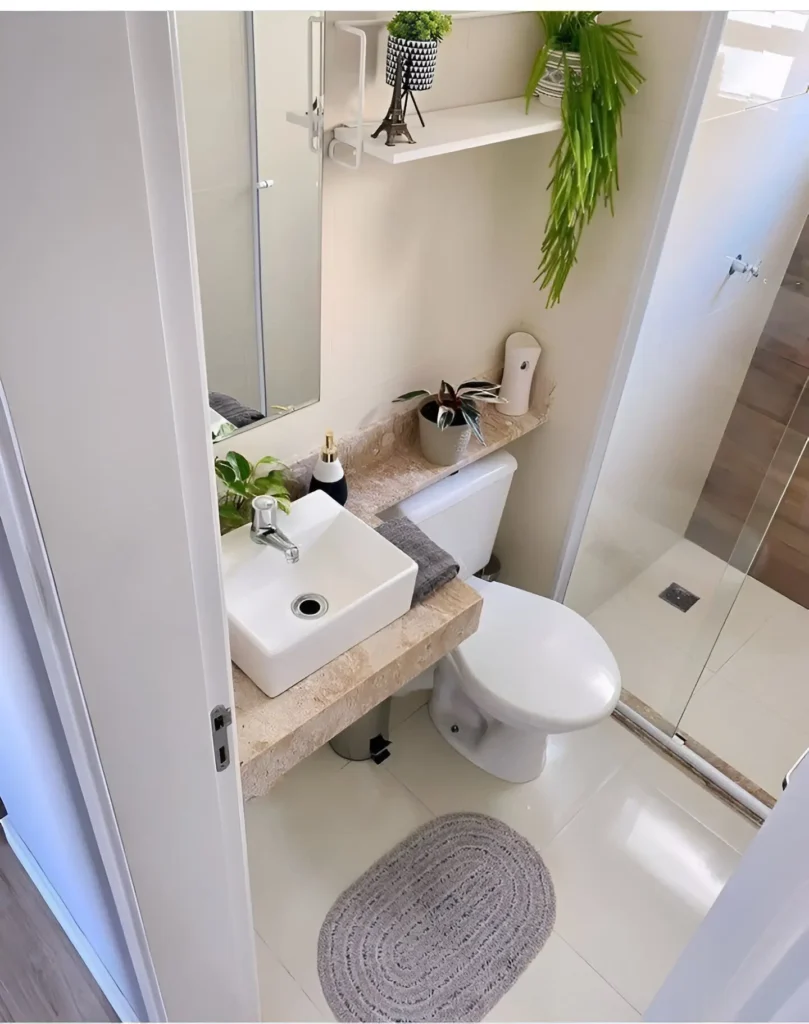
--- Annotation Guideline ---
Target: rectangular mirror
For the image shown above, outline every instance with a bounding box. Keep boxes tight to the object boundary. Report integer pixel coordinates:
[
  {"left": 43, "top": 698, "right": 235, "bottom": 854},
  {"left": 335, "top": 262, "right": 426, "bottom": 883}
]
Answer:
[{"left": 176, "top": 12, "right": 324, "bottom": 440}]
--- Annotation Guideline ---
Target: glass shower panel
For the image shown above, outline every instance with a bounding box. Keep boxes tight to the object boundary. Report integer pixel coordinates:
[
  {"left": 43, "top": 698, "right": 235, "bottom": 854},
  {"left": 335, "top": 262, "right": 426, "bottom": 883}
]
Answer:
[
  {"left": 564, "top": 212, "right": 809, "bottom": 775},
  {"left": 674, "top": 376, "right": 809, "bottom": 801}
]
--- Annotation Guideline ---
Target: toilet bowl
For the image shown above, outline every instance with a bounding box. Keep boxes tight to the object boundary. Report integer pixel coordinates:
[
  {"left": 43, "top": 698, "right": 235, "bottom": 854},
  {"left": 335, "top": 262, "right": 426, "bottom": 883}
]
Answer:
[
  {"left": 381, "top": 450, "right": 621, "bottom": 782},
  {"left": 429, "top": 576, "right": 620, "bottom": 782}
]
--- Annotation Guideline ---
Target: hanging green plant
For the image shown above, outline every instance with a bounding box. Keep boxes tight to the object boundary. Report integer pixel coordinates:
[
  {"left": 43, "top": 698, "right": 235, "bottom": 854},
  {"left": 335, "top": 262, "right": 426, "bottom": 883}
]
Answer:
[{"left": 525, "top": 12, "right": 644, "bottom": 307}]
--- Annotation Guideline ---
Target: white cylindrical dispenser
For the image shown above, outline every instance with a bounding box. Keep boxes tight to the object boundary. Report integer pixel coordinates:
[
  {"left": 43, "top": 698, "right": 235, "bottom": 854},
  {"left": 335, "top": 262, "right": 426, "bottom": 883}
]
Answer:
[{"left": 499, "top": 332, "right": 541, "bottom": 416}]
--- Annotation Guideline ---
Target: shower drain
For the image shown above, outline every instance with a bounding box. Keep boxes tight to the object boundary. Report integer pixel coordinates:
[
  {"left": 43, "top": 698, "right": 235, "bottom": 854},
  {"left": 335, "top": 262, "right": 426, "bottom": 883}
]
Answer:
[
  {"left": 659, "top": 582, "right": 700, "bottom": 612},
  {"left": 291, "top": 593, "right": 329, "bottom": 620}
]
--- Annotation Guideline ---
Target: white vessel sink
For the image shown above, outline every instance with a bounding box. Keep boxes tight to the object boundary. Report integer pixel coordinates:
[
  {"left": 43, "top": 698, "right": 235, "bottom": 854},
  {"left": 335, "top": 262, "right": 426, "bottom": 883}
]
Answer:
[{"left": 220, "top": 490, "right": 418, "bottom": 698}]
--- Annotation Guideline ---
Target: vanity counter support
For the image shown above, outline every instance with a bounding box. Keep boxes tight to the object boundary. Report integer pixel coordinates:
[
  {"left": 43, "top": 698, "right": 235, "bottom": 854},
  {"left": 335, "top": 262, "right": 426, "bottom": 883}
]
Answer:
[{"left": 234, "top": 578, "right": 482, "bottom": 798}]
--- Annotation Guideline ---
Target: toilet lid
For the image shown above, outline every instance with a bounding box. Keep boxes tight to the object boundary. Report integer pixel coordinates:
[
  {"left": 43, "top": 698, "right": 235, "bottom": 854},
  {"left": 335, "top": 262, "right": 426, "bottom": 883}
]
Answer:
[{"left": 454, "top": 578, "right": 621, "bottom": 732}]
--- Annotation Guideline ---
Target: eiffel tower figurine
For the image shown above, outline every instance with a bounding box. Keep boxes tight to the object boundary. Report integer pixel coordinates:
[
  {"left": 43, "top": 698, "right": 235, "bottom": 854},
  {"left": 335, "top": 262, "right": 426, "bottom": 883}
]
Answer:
[{"left": 371, "top": 55, "right": 415, "bottom": 147}]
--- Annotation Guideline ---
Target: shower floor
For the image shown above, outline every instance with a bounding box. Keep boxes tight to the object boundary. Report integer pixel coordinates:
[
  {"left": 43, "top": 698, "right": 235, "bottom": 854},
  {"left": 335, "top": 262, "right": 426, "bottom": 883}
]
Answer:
[{"left": 587, "top": 538, "right": 809, "bottom": 799}]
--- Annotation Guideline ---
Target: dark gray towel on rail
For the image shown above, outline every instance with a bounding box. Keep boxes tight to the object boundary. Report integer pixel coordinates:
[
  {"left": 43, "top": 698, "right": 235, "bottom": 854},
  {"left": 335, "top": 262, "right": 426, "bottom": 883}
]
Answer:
[{"left": 376, "top": 516, "right": 459, "bottom": 605}]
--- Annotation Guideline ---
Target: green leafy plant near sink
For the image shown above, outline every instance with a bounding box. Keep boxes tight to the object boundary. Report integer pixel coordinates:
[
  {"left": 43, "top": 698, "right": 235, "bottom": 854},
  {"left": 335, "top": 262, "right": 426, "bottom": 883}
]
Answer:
[{"left": 214, "top": 451, "right": 291, "bottom": 535}]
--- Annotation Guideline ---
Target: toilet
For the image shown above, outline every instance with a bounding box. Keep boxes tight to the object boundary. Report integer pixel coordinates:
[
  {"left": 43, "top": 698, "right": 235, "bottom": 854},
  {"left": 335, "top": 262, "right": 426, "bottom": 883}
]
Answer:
[{"left": 381, "top": 451, "right": 621, "bottom": 783}]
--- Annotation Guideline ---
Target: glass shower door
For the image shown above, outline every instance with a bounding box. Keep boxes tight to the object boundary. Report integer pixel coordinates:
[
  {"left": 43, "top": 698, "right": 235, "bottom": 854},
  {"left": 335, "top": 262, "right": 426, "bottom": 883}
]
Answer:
[
  {"left": 674, "top": 371, "right": 809, "bottom": 802},
  {"left": 564, "top": 209, "right": 809, "bottom": 806}
]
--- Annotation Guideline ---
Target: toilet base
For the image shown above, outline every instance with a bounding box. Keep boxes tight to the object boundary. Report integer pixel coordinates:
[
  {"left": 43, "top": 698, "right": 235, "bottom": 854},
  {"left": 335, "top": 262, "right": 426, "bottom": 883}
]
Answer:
[{"left": 429, "top": 660, "right": 548, "bottom": 783}]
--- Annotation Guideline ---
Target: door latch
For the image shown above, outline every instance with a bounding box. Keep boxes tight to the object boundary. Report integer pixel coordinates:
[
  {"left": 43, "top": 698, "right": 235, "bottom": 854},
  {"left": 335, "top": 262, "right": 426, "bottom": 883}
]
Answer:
[{"left": 210, "top": 704, "right": 233, "bottom": 772}]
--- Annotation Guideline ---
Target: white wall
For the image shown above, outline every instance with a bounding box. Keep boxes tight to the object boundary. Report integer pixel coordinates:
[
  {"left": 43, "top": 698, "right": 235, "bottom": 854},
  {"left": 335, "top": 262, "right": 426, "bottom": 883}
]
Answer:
[
  {"left": 177, "top": 12, "right": 261, "bottom": 411},
  {"left": 219, "top": 11, "right": 717, "bottom": 603},
  {"left": 0, "top": 524, "right": 145, "bottom": 1018},
  {"left": 497, "top": 12, "right": 726, "bottom": 600},
  {"left": 564, "top": 13, "right": 809, "bottom": 616},
  {"left": 215, "top": 11, "right": 544, "bottom": 469}
]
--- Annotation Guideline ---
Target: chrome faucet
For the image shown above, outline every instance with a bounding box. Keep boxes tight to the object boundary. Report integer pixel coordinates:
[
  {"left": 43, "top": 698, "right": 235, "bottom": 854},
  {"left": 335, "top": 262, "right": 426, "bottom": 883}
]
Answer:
[{"left": 250, "top": 496, "right": 300, "bottom": 563}]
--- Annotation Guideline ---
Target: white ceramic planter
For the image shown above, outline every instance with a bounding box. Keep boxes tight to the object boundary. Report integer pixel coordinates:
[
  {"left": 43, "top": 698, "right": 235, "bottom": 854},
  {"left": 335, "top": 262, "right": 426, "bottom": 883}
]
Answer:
[
  {"left": 534, "top": 49, "right": 582, "bottom": 108},
  {"left": 418, "top": 402, "right": 471, "bottom": 467},
  {"left": 386, "top": 37, "right": 439, "bottom": 92}
]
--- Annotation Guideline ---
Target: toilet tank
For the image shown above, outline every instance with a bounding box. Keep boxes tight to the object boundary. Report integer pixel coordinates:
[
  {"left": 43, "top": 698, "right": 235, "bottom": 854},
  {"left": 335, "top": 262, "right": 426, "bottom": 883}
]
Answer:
[{"left": 378, "top": 451, "right": 517, "bottom": 579}]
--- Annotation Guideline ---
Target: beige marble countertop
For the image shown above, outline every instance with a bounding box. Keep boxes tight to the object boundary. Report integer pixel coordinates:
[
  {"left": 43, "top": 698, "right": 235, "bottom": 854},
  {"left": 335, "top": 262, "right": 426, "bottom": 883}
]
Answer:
[
  {"left": 345, "top": 404, "right": 548, "bottom": 525},
  {"left": 233, "top": 395, "right": 548, "bottom": 799},
  {"left": 235, "top": 579, "right": 481, "bottom": 798}
]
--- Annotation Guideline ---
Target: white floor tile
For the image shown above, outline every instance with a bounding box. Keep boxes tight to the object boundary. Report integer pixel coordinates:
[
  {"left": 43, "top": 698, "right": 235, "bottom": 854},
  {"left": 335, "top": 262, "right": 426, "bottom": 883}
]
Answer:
[
  {"left": 717, "top": 603, "right": 809, "bottom": 723},
  {"left": 385, "top": 707, "right": 639, "bottom": 849},
  {"left": 646, "top": 540, "right": 734, "bottom": 596},
  {"left": 679, "top": 665, "right": 809, "bottom": 797},
  {"left": 627, "top": 738, "right": 758, "bottom": 853},
  {"left": 543, "top": 768, "right": 743, "bottom": 1012},
  {"left": 390, "top": 689, "right": 429, "bottom": 729},
  {"left": 245, "top": 749, "right": 432, "bottom": 1014},
  {"left": 586, "top": 540, "right": 741, "bottom": 721},
  {"left": 588, "top": 589, "right": 685, "bottom": 716},
  {"left": 248, "top": 710, "right": 756, "bottom": 1022},
  {"left": 255, "top": 932, "right": 326, "bottom": 1022},
  {"left": 587, "top": 538, "right": 809, "bottom": 797},
  {"left": 705, "top": 576, "right": 793, "bottom": 672},
  {"left": 484, "top": 933, "right": 639, "bottom": 1022}
]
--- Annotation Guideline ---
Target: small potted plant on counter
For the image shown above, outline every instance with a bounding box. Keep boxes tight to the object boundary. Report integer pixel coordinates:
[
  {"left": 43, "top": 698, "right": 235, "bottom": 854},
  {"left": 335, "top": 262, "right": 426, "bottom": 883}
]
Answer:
[
  {"left": 386, "top": 11, "right": 453, "bottom": 119},
  {"left": 214, "top": 451, "right": 291, "bottom": 535},
  {"left": 395, "top": 379, "right": 505, "bottom": 467}
]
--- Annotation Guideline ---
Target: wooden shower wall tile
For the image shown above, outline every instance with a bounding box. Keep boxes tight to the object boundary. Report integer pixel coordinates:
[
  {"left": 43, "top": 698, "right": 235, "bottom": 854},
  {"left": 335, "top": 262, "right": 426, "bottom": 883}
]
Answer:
[{"left": 686, "top": 280, "right": 809, "bottom": 607}]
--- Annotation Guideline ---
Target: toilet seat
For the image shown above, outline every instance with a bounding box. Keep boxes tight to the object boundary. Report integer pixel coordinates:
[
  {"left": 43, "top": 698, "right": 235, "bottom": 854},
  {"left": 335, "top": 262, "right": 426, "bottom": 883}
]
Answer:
[{"left": 452, "top": 578, "right": 621, "bottom": 733}]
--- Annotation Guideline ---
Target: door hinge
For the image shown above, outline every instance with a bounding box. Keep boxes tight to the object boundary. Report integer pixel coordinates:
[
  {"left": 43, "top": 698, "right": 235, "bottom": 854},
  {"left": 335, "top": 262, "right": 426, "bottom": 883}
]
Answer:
[{"left": 210, "top": 704, "right": 233, "bottom": 772}]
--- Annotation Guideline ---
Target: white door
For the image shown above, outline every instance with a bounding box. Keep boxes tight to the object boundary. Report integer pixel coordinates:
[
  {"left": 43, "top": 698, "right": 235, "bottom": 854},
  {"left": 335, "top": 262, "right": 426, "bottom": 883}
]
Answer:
[
  {"left": 0, "top": 12, "right": 259, "bottom": 1021},
  {"left": 647, "top": 751, "right": 809, "bottom": 1021}
]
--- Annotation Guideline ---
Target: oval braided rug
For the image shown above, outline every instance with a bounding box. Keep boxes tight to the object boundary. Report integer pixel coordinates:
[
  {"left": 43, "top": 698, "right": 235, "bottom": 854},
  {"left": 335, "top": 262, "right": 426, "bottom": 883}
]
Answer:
[{"left": 317, "top": 811, "right": 556, "bottom": 1022}]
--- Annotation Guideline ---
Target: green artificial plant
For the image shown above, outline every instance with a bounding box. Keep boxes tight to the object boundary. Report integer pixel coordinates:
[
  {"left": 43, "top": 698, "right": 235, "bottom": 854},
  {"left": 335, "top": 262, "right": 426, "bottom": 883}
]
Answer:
[
  {"left": 387, "top": 10, "right": 453, "bottom": 42},
  {"left": 526, "top": 12, "right": 644, "bottom": 307},
  {"left": 395, "top": 379, "right": 505, "bottom": 445},
  {"left": 214, "top": 451, "right": 291, "bottom": 535}
]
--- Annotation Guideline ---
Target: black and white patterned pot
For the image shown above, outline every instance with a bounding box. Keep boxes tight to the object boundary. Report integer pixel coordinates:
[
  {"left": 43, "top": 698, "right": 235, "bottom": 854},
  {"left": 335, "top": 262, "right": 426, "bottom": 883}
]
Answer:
[{"left": 385, "top": 36, "right": 438, "bottom": 92}]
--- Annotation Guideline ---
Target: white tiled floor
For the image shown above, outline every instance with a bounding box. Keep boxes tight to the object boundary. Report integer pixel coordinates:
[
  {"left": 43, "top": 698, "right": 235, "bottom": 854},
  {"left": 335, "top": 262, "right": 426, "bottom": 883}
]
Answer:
[
  {"left": 587, "top": 538, "right": 809, "bottom": 798},
  {"left": 245, "top": 702, "right": 757, "bottom": 1022}
]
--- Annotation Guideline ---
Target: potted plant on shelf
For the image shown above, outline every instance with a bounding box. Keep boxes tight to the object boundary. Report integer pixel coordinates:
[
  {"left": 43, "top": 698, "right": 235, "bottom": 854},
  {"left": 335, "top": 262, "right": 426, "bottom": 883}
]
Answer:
[
  {"left": 525, "top": 12, "right": 644, "bottom": 307},
  {"left": 214, "top": 451, "right": 291, "bottom": 535},
  {"left": 386, "top": 11, "right": 453, "bottom": 114},
  {"left": 395, "top": 379, "right": 505, "bottom": 467}
]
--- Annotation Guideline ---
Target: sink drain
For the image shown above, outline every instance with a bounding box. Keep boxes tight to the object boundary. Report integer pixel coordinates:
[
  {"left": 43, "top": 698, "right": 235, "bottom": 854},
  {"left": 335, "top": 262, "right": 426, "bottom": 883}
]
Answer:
[{"left": 291, "top": 593, "right": 329, "bottom": 620}]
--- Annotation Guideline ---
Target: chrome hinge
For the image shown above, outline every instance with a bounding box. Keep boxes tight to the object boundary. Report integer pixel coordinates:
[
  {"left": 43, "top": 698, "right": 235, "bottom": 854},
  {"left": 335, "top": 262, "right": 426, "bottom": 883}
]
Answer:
[{"left": 210, "top": 704, "right": 233, "bottom": 772}]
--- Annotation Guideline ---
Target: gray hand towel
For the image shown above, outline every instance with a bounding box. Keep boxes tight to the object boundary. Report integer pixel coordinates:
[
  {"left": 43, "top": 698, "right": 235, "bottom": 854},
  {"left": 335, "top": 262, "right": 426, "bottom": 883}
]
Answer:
[{"left": 376, "top": 516, "right": 459, "bottom": 605}]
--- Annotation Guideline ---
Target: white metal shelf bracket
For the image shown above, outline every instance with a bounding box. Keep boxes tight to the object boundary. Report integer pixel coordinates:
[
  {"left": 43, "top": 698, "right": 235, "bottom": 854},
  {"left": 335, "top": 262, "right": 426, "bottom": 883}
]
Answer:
[
  {"left": 307, "top": 14, "right": 324, "bottom": 152},
  {"left": 328, "top": 23, "right": 367, "bottom": 170}
]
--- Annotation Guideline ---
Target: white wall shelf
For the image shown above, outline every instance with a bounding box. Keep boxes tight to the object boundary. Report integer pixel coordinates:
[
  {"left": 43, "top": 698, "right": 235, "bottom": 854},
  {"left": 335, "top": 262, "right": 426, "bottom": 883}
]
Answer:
[
  {"left": 332, "top": 97, "right": 561, "bottom": 166},
  {"left": 329, "top": 10, "right": 539, "bottom": 170}
]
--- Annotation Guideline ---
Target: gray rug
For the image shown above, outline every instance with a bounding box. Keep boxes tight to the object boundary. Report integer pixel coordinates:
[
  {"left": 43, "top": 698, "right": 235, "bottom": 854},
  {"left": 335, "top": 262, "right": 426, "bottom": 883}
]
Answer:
[{"left": 317, "top": 812, "right": 556, "bottom": 1022}]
